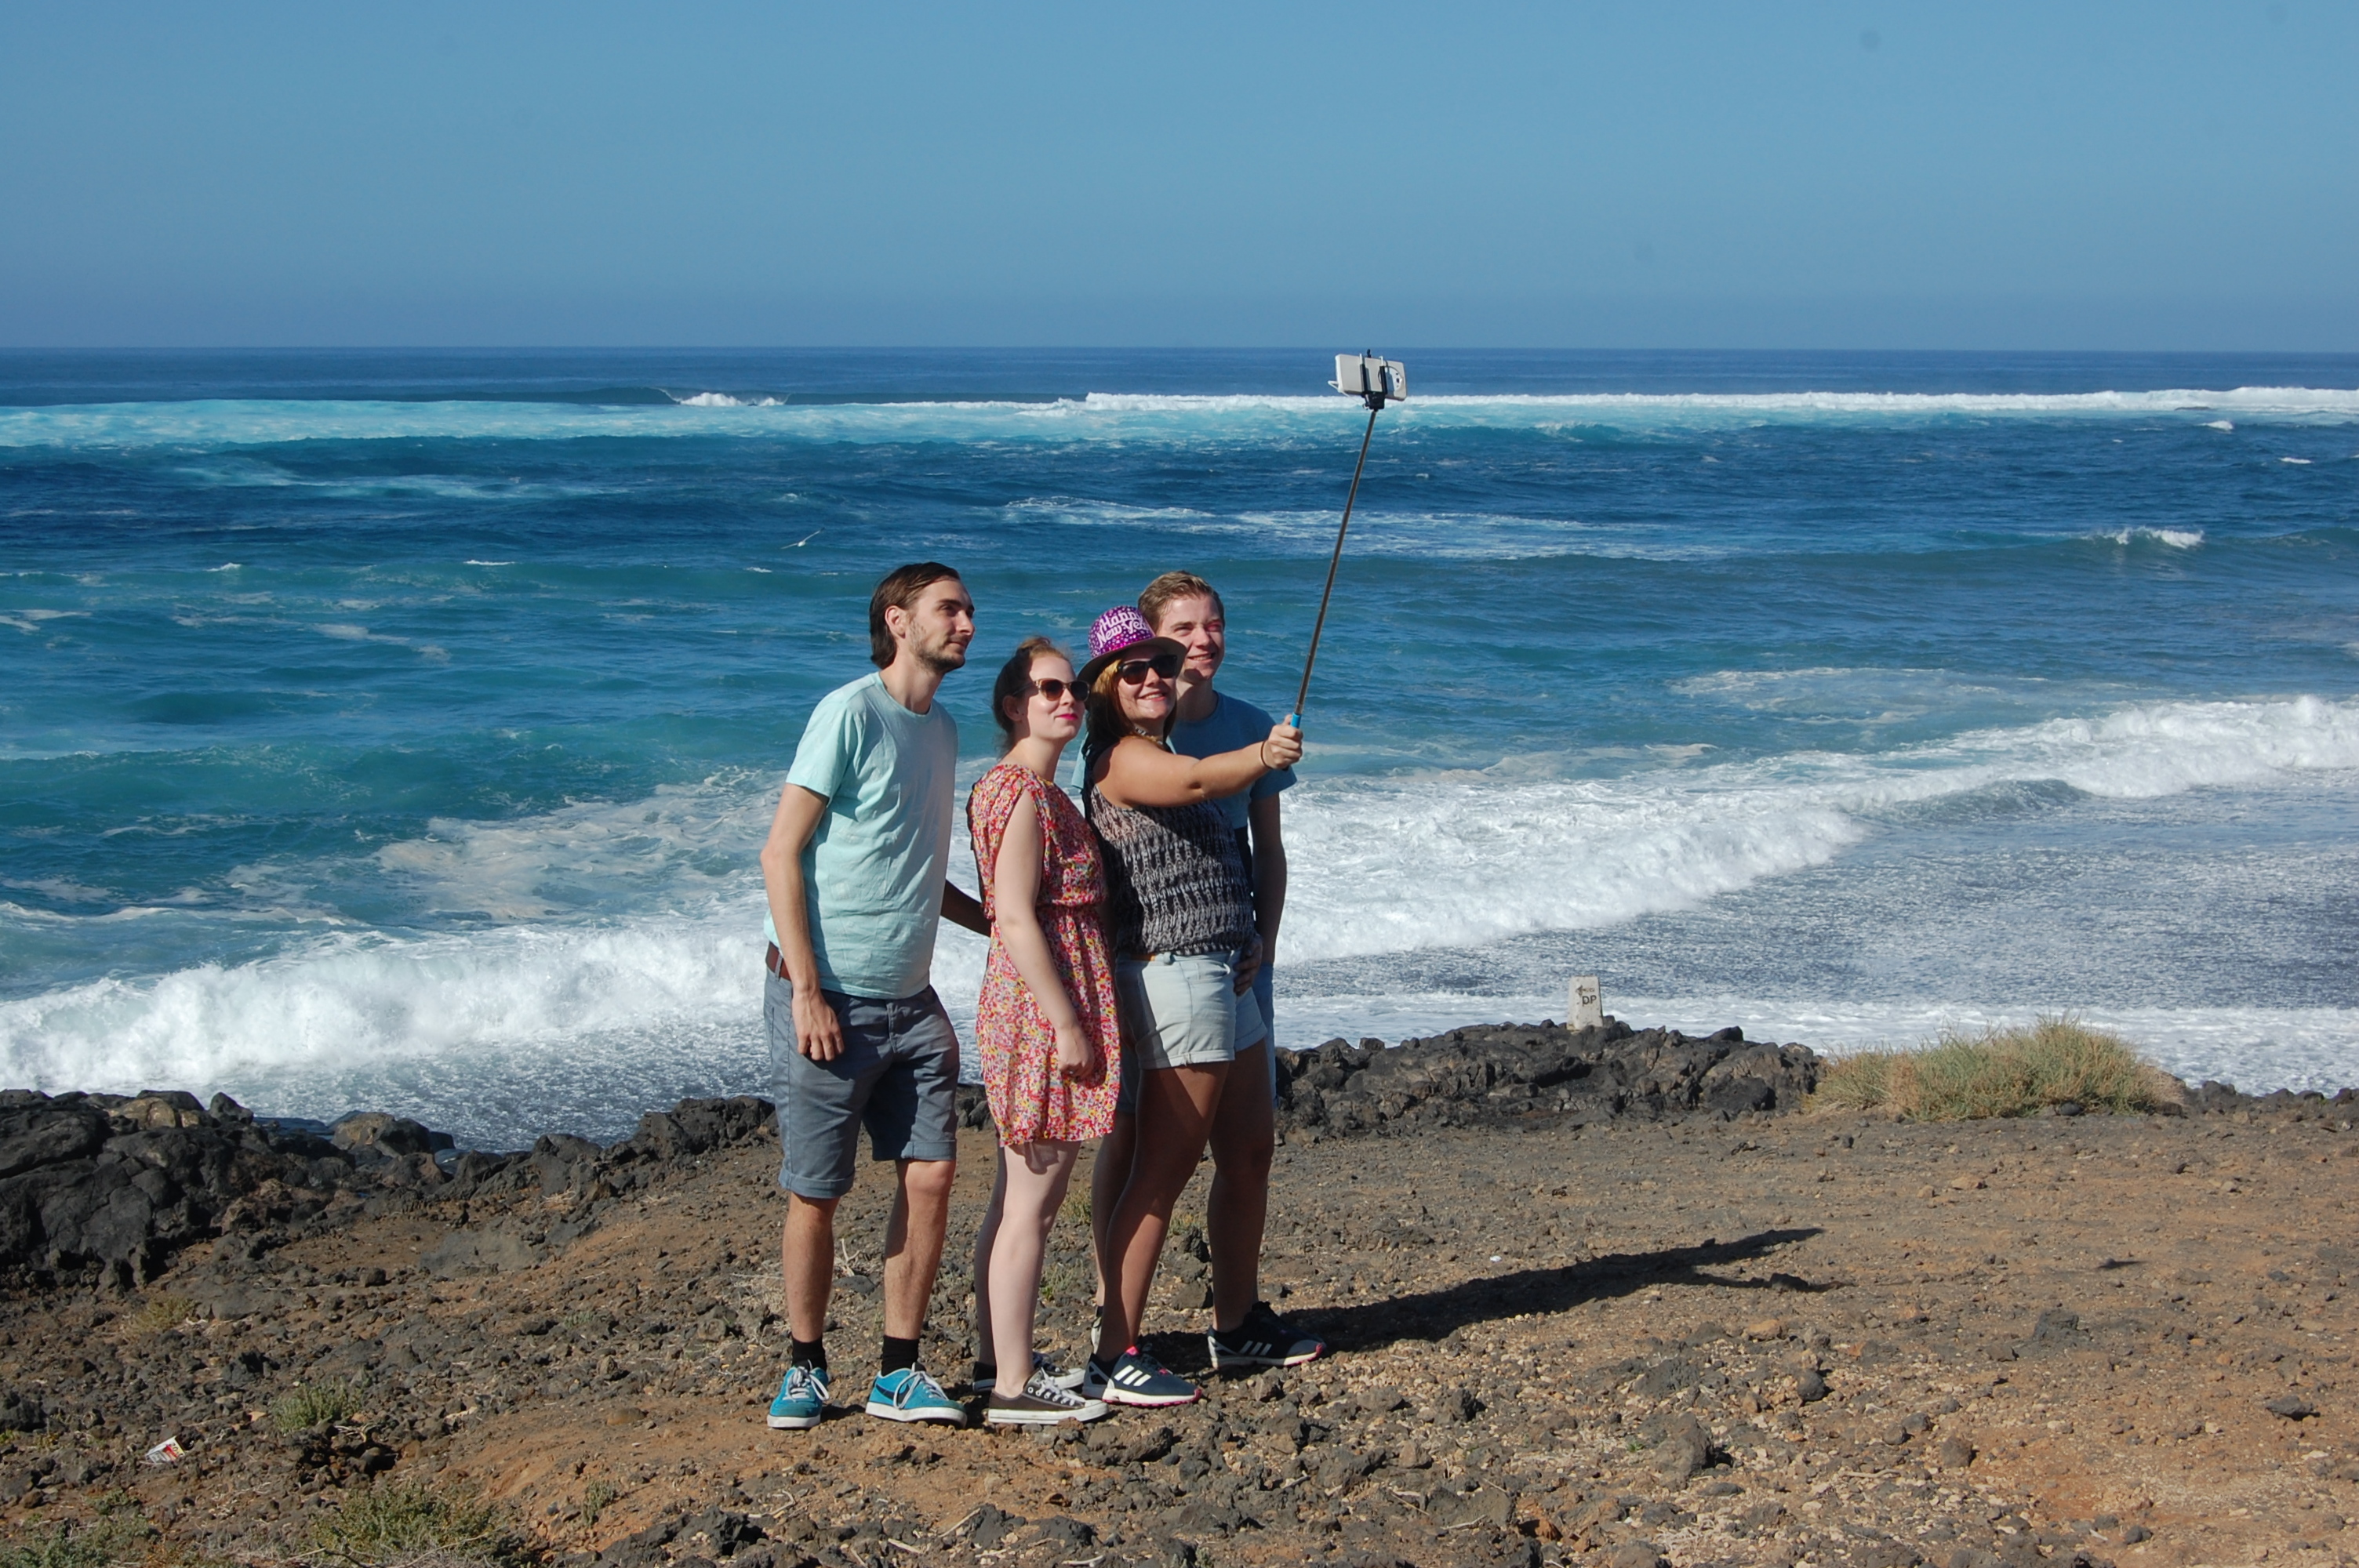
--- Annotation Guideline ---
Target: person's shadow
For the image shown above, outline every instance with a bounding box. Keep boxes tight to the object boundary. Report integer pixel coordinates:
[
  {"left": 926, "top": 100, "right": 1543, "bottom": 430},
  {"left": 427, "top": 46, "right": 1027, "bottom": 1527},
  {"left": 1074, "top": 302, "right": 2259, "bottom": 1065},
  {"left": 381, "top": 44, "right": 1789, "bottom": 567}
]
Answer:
[{"left": 1148, "top": 1227, "right": 1830, "bottom": 1372}]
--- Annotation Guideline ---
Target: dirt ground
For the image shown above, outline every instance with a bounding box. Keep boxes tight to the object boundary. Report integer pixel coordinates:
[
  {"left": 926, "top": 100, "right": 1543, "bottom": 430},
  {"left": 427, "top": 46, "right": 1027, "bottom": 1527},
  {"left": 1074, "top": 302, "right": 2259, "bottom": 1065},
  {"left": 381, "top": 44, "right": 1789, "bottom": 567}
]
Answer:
[{"left": 4, "top": 1096, "right": 2355, "bottom": 1568}]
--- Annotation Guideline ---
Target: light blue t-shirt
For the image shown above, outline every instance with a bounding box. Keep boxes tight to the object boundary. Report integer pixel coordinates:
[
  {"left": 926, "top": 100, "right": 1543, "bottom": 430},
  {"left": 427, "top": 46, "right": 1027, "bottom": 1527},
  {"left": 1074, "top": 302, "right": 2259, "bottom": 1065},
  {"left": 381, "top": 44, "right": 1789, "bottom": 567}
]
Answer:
[
  {"left": 1166, "top": 690, "right": 1296, "bottom": 833},
  {"left": 762, "top": 672, "right": 958, "bottom": 1000}
]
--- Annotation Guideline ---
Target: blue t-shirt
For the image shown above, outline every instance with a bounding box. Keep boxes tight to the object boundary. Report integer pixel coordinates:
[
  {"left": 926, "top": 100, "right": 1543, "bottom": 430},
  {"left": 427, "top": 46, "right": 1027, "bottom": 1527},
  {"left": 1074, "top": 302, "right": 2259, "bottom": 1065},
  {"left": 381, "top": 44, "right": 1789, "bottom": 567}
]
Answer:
[
  {"left": 762, "top": 672, "right": 958, "bottom": 1000},
  {"left": 1166, "top": 690, "right": 1296, "bottom": 833}
]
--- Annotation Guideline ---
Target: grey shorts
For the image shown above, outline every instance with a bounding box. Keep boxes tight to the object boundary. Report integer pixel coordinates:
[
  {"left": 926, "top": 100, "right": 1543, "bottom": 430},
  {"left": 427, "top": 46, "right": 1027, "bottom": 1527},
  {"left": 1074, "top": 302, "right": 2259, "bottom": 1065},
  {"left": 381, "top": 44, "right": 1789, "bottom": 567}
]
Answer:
[
  {"left": 765, "top": 972, "right": 960, "bottom": 1200},
  {"left": 1114, "top": 949, "right": 1265, "bottom": 1114}
]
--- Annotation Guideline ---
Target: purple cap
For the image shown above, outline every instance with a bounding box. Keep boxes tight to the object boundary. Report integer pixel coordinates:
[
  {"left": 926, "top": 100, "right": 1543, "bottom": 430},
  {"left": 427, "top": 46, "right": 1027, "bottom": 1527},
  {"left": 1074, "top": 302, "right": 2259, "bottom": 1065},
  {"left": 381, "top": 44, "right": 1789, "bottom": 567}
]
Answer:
[
  {"left": 1089, "top": 604, "right": 1158, "bottom": 662},
  {"left": 1079, "top": 604, "right": 1185, "bottom": 685}
]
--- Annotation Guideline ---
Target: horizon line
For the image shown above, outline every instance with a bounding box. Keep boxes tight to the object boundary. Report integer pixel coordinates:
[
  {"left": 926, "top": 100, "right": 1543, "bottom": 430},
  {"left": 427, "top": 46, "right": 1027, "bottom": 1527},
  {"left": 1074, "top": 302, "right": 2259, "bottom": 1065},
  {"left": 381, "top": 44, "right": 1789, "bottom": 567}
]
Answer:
[{"left": 7, "top": 343, "right": 2359, "bottom": 358}]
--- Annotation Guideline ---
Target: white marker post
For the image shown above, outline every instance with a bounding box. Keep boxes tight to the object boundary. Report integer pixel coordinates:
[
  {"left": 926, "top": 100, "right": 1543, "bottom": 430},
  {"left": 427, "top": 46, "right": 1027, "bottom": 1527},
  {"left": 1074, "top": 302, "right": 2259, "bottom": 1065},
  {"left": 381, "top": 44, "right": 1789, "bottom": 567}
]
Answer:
[{"left": 1568, "top": 975, "right": 1604, "bottom": 1030}]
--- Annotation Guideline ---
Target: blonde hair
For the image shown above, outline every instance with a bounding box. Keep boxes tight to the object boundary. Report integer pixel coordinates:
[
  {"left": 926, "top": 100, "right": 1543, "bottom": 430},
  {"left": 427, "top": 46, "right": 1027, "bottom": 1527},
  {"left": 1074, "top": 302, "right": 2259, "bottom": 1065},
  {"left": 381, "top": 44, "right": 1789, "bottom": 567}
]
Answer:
[{"left": 1137, "top": 571, "right": 1222, "bottom": 633}]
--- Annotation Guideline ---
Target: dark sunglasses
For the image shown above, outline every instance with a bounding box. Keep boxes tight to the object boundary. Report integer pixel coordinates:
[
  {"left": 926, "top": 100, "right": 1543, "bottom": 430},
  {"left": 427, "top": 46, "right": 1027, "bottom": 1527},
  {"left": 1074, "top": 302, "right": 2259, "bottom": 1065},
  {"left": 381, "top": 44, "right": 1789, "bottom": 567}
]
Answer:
[
  {"left": 1118, "top": 652, "right": 1183, "bottom": 682},
  {"left": 1027, "top": 677, "right": 1085, "bottom": 702}
]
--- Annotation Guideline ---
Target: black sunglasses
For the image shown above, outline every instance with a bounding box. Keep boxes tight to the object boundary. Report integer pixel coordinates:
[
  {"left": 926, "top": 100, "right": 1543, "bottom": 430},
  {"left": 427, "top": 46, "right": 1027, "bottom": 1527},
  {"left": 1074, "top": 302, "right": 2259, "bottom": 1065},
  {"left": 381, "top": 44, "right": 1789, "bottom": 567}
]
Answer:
[
  {"left": 1118, "top": 652, "right": 1182, "bottom": 682},
  {"left": 1028, "top": 677, "right": 1085, "bottom": 702}
]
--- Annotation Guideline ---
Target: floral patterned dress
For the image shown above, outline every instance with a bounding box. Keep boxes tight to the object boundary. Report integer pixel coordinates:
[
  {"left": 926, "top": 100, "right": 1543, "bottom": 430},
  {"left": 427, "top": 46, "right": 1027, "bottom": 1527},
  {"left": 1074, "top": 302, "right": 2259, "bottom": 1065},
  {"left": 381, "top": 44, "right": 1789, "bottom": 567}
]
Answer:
[{"left": 968, "top": 761, "right": 1122, "bottom": 1145}]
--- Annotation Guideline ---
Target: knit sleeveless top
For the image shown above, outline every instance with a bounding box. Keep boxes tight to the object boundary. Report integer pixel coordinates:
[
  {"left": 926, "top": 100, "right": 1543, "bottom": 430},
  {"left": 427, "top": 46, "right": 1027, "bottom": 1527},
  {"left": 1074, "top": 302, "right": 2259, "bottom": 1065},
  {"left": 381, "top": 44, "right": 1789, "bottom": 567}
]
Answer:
[{"left": 1085, "top": 748, "right": 1255, "bottom": 959}]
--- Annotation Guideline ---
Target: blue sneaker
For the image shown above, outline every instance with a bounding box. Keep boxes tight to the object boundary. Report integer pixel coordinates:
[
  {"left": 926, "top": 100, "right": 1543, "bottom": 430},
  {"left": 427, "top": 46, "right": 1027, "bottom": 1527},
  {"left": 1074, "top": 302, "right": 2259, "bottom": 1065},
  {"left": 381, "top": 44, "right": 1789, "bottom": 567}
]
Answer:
[
  {"left": 864, "top": 1366, "right": 967, "bottom": 1425},
  {"left": 768, "top": 1363, "right": 830, "bottom": 1429}
]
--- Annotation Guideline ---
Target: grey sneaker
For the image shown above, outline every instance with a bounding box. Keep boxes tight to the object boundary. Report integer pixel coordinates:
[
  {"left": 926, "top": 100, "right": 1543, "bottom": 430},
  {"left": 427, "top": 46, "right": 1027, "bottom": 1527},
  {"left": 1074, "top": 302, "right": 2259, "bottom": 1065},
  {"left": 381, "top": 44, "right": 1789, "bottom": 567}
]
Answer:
[
  {"left": 972, "top": 1349, "right": 1089, "bottom": 1393},
  {"left": 983, "top": 1369, "right": 1110, "bottom": 1425}
]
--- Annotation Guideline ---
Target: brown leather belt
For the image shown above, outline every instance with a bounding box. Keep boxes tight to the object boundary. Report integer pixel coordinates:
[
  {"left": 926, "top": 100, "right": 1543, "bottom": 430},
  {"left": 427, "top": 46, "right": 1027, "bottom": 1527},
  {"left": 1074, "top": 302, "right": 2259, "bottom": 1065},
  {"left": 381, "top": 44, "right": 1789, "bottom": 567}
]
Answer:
[{"left": 765, "top": 942, "right": 789, "bottom": 980}]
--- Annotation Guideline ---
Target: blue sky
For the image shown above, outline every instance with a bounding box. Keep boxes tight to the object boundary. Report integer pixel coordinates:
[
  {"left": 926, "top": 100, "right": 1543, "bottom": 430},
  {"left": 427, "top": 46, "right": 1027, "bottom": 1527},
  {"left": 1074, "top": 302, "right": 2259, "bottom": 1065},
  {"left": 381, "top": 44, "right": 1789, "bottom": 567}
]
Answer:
[{"left": 2, "top": 2, "right": 2353, "bottom": 349}]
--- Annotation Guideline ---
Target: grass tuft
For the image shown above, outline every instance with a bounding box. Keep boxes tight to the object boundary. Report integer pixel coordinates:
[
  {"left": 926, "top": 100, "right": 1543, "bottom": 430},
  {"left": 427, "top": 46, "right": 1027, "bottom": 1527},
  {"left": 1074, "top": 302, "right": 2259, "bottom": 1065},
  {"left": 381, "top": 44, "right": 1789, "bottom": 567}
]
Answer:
[
  {"left": 270, "top": 1378, "right": 362, "bottom": 1432},
  {"left": 1038, "top": 1256, "right": 1089, "bottom": 1308},
  {"left": 311, "top": 1481, "right": 519, "bottom": 1567},
  {"left": 0, "top": 1512, "right": 154, "bottom": 1568},
  {"left": 122, "top": 1295, "right": 197, "bottom": 1338},
  {"left": 1814, "top": 1016, "right": 2164, "bottom": 1121}
]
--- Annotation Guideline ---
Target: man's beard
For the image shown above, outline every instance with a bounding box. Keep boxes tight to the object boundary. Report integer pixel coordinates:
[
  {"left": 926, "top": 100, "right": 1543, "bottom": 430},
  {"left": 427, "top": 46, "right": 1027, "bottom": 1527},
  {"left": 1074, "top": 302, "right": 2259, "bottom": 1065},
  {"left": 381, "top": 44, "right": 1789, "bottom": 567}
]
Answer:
[{"left": 913, "top": 630, "right": 968, "bottom": 673}]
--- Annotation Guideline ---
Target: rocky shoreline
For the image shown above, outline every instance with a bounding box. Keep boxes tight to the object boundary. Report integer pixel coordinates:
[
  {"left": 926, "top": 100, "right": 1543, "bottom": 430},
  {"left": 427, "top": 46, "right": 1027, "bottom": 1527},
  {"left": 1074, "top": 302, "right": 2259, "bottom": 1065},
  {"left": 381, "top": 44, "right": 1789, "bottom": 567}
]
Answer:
[
  {"left": 3, "top": 1022, "right": 2354, "bottom": 1568},
  {"left": 2, "top": 1019, "right": 2328, "bottom": 1294},
  {"left": 6, "top": 1018, "right": 1830, "bottom": 1291}
]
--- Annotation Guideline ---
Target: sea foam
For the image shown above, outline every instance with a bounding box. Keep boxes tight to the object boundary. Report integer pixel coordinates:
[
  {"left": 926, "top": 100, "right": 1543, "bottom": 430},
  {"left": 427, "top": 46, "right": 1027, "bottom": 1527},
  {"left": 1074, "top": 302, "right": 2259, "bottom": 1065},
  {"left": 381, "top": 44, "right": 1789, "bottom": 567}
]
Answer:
[
  {"left": 667, "top": 392, "right": 783, "bottom": 408},
  {"left": 5, "top": 385, "right": 2356, "bottom": 454},
  {"left": 4, "top": 694, "right": 2352, "bottom": 1112},
  {"left": 0, "top": 916, "right": 758, "bottom": 1098},
  {"left": 2101, "top": 527, "right": 2205, "bottom": 548},
  {"left": 1277, "top": 695, "right": 2359, "bottom": 962}
]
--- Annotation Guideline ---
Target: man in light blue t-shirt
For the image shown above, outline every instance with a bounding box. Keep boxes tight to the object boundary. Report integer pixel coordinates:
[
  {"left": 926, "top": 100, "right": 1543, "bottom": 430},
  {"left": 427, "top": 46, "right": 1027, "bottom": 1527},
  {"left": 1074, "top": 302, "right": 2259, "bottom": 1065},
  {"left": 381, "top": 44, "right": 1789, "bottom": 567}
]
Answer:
[
  {"left": 1137, "top": 571, "right": 1328, "bottom": 1374},
  {"left": 756, "top": 562, "right": 988, "bottom": 1431}
]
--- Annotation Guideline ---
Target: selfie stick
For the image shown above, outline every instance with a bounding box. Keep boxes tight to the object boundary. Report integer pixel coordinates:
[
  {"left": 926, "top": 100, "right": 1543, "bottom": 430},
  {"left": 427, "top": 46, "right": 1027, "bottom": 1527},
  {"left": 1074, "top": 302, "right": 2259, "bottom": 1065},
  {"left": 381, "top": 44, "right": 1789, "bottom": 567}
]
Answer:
[{"left": 1287, "top": 354, "right": 1405, "bottom": 729}]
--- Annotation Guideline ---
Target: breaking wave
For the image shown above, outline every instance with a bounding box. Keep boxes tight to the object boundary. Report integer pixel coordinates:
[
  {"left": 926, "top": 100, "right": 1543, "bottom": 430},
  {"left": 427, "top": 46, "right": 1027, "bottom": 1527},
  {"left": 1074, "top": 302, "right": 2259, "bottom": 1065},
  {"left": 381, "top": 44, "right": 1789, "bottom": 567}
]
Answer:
[
  {"left": 2099, "top": 527, "right": 2205, "bottom": 548},
  {"left": 5, "top": 385, "right": 2355, "bottom": 453},
  {"left": 4, "top": 694, "right": 2353, "bottom": 1104}
]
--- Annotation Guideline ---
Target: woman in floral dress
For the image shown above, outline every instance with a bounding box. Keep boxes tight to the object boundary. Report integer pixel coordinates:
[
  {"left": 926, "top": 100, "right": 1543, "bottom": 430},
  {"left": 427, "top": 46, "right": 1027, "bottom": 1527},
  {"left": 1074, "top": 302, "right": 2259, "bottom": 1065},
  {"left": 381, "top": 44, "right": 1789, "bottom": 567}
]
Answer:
[{"left": 965, "top": 637, "right": 1121, "bottom": 1425}]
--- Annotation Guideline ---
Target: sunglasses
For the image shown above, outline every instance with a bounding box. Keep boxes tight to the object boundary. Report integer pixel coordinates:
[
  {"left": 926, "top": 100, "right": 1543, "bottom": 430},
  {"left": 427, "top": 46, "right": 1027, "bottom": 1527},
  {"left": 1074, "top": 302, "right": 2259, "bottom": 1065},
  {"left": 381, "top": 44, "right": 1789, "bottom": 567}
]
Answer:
[
  {"left": 1118, "top": 652, "right": 1183, "bottom": 682},
  {"left": 1028, "top": 677, "right": 1085, "bottom": 702}
]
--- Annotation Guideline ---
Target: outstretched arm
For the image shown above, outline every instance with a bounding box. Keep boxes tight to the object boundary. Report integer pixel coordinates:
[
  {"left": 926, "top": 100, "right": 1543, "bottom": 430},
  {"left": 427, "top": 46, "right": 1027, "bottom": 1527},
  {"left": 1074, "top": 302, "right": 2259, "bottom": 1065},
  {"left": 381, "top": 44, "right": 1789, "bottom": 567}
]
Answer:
[{"left": 1099, "top": 723, "right": 1303, "bottom": 810}]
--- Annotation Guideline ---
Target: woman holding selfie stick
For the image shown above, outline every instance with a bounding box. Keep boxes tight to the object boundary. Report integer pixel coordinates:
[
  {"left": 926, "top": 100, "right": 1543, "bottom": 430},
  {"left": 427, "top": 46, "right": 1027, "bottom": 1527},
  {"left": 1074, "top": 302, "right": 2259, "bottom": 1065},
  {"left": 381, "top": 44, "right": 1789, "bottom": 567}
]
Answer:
[
  {"left": 965, "top": 637, "right": 1119, "bottom": 1425},
  {"left": 1076, "top": 606, "right": 1303, "bottom": 1407}
]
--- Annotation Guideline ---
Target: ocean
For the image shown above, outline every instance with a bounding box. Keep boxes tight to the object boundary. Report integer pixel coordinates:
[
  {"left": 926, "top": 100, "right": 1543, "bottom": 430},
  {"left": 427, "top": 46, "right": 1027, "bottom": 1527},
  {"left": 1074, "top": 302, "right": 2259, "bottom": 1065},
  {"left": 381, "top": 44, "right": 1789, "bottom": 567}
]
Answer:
[{"left": 2, "top": 348, "right": 2354, "bottom": 1150}]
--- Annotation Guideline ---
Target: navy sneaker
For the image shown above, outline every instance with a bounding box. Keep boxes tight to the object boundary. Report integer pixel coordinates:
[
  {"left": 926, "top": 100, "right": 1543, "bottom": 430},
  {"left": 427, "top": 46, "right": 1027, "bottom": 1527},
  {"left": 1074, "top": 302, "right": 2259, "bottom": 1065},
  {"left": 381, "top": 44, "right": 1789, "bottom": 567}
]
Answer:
[
  {"left": 1083, "top": 1347, "right": 1200, "bottom": 1407},
  {"left": 1208, "top": 1301, "right": 1327, "bottom": 1370},
  {"left": 864, "top": 1366, "right": 967, "bottom": 1425},
  {"left": 767, "top": 1363, "right": 830, "bottom": 1429}
]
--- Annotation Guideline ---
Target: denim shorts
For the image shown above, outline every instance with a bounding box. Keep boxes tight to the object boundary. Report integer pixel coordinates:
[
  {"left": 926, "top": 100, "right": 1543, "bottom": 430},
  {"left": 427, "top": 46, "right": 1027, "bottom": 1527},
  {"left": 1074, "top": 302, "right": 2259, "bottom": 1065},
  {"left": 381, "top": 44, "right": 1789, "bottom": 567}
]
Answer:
[
  {"left": 765, "top": 971, "right": 960, "bottom": 1200},
  {"left": 1114, "top": 949, "right": 1265, "bottom": 1113}
]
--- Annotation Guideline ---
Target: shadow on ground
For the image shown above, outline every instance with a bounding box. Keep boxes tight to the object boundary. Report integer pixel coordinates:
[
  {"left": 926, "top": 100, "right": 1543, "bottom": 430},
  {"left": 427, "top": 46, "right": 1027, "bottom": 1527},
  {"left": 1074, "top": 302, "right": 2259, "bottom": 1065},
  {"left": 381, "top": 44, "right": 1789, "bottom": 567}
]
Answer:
[{"left": 1148, "top": 1227, "right": 1831, "bottom": 1372}]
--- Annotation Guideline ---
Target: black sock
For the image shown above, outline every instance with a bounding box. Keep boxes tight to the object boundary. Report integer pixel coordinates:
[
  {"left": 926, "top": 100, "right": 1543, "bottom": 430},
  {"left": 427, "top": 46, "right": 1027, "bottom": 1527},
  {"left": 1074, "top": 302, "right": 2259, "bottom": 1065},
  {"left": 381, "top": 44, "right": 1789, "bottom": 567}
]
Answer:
[
  {"left": 791, "top": 1337, "right": 827, "bottom": 1372},
  {"left": 881, "top": 1334, "right": 921, "bottom": 1374}
]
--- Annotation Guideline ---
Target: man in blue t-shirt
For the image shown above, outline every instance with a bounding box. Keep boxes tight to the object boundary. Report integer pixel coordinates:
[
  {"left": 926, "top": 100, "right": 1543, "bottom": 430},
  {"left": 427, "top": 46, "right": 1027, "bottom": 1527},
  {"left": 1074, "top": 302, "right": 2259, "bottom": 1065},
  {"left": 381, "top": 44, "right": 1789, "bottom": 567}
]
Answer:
[
  {"left": 757, "top": 561, "right": 989, "bottom": 1430},
  {"left": 1137, "top": 571, "right": 1329, "bottom": 1372}
]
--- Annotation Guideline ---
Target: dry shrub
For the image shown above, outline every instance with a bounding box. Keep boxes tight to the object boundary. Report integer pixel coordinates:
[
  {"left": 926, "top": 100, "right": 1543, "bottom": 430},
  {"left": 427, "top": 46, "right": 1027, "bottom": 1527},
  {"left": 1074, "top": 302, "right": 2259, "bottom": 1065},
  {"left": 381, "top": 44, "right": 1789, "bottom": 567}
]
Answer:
[
  {"left": 311, "top": 1481, "right": 519, "bottom": 1567},
  {"left": 1814, "top": 1017, "right": 2158, "bottom": 1121},
  {"left": 121, "top": 1295, "right": 196, "bottom": 1339},
  {"left": 0, "top": 1511, "right": 154, "bottom": 1568},
  {"left": 269, "top": 1378, "right": 362, "bottom": 1433}
]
